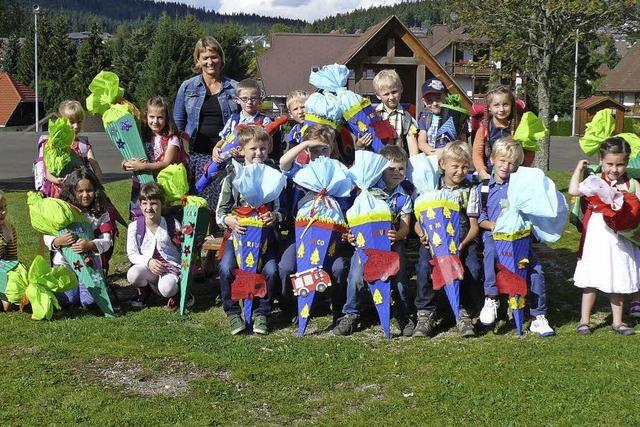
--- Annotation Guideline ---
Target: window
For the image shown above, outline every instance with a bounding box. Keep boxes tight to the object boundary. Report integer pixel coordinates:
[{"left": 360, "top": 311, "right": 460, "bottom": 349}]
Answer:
[
  {"left": 311, "top": 66, "right": 320, "bottom": 73},
  {"left": 348, "top": 69, "right": 355, "bottom": 79},
  {"left": 364, "top": 68, "right": 375, "bottom": 79},
  {"left": 473, "top": 78, "right": 489, "bottom": 96}
]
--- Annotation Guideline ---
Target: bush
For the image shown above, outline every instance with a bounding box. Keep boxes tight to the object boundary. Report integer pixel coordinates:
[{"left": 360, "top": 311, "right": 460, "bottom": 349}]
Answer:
[
  {"left": 550, "top": 119, "right": 573, "bottom": 136},
  {"left": 624, "top": 117, "right": 640, "bottom": 134}
]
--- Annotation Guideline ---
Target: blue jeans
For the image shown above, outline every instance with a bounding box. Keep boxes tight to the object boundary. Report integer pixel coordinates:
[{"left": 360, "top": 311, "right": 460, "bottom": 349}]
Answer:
[
  {"left": 218, "top": 242, "right": 277, "bottom": 317},
  {"left": 343, "top": 241, "right": 408, "bottom": 319},
  {"left": 415, "top": 241, "right": 483, "bottom": 315},
  {"left": 482, "top": 231, "right": 546, "bottom": 316},
  {"left": 57, "top": 284, "right": 95, "bottom": 309},
  {"left": 278, "top": 241, "right": 349, "bottom": 316}
]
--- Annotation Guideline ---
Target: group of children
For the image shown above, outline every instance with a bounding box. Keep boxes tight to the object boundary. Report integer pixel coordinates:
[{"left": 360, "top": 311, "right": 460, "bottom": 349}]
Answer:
[{"left": 1, "top": 65, "right": 638, "bottom": 339}]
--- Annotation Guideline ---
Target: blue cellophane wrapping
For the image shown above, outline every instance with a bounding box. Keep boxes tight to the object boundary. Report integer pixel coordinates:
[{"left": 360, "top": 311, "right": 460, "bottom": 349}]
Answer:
[
  {"left": 309, "top": 64, "right": 349, "bottom": 92},
  {"left": 408, "top": 153, "right": 441, "bottom": 194},
  {"left": 494, "top": 166, "right": 568, "bottom": 243},
  {"left": 304, "top": 92, "right": 343, "bottom": 128},
  {"left": 231, "top": 161, "right": 287, "bottom": 208}
]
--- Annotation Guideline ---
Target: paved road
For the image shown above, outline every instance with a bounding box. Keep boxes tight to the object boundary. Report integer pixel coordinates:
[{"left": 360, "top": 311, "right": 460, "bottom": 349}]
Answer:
[{"left": 0, "top": 131, "right": 593, "bottom": 189}]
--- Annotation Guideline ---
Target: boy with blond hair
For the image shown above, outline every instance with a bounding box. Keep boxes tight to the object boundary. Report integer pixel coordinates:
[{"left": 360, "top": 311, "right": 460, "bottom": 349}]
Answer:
[
  {"left": 284, "top": 90, "right": 308, "bottom": 150},
  {"left": 357, "top": 69, "right": 419, "bottom": 156},
  {"left": 414, "top": 141, "right": 482, "bottom": 337},
  {"left": 477, "top": 138, "right": 553, "bottom": 336}
]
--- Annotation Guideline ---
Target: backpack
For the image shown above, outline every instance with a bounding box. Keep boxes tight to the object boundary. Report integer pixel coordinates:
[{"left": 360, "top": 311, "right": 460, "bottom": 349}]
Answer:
[{"left": 134, "top": 215, "right": 181, "bottom": 255}]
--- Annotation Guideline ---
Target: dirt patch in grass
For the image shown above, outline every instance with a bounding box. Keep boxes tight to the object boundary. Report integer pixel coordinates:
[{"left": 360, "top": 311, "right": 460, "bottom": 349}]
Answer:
[{"left": 85, "top": 358, "right": 206, "bottom": 397}]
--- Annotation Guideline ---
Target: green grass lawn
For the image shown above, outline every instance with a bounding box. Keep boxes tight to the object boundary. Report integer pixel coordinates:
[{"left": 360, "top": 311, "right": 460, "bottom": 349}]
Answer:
[{"left": 1, "top": 173, "right": 639, "bottom": 425}]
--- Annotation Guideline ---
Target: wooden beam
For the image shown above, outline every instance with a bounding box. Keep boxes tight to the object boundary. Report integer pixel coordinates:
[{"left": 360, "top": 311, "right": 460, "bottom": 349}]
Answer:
[
  {"left": 416, "top": 64, "right": 426, "bottom": 116},
  {"left": 399, "top": 31, "right": 472, "bottom": 110},
  {"left": 386, "top": 37, "right": 395, "bottom": 57},
  {"left": 366, "top": 56, "right": 418, "bottom": 65}
]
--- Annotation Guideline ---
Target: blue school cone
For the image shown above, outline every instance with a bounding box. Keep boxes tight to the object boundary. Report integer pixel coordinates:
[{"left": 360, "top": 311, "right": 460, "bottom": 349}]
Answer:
[
  {"left": 297, "top": 291, "right": 316, "bottom": 336},
  {"left": 510, "top": 295, "right": 525, "bottom": 335},
  {"left": 369, "top": 280, "right": 391, "bottom": 338},
  {"left": 444, "top": 280, "right": 461, "bottom": 321}
]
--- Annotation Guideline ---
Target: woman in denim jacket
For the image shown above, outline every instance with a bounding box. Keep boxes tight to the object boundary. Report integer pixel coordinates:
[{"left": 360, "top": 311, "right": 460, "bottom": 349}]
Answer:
[{"left": 174, "top": 36, "right": 239, "bottom": 215}]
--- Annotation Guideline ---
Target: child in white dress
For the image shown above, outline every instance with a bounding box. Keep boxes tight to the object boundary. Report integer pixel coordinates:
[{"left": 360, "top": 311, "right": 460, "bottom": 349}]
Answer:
[{"left": 569, "top": 137, "right": 640, "bottom": 335}]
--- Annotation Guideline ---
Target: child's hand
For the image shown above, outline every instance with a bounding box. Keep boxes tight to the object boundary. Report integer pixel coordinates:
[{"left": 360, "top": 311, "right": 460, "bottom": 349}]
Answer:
[
  {"left": 129, "top": 158, "right": 148, "bottom": 172},
  {"left": 204, "top": 235, "right": 215, "bottom": 241},
  {"left": 479, "top": 170, "right": 491, "bottom": 180},
  {"left": 305, "top": 139, "right": 330, "bottom": 149},
  {"left": 260, "top": 211, "right": 275, "bottom": 226},
  {"left": 229, "top": 147, "right": 241, "bottom": 159},
  {"left": 148, "top": 258, "right": 166, "bottom": 276},
  {"left": 576, "top": 159, "right": 590, "bottom": 172},
  {"left": 387, "top": 229, "right": 398, "bottom": 243},
  {"left": 71, "top": 239, "right": 96, "bottom": 254},
  {"left": 54, "top": 232, "right": 77, "bottom": 248},
  {"left": 212, "top": 147, "right": 224, "bottom": 163},
  {"left": 346, "top": 232, "right": 356, "bottom": 247},
  {"left": 225, "top": 216, "right": 247, "bottom": 234},
  {"left": 355, "top": 133, "right": 373, "bottom": 149},
  {"left": 51, "top": 176, "right": 65, "bottom": 186},
  {"left": 418, "top": 232, "right": 429, "bottom": 248}
]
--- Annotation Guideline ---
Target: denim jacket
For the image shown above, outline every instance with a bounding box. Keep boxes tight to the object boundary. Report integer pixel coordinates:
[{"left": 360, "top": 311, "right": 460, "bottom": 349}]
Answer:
[{"left": 173, "top": 74, "right": 239, "bottom": 146}]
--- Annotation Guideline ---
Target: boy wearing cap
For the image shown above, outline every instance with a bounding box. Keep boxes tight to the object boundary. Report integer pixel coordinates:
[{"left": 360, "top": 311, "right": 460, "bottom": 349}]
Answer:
[{"left": 417, "top": 78, "right": 449, "bottom": 155}]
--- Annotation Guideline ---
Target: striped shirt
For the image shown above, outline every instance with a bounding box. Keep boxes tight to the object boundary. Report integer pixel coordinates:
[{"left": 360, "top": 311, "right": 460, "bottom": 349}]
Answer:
[
  {"left": 375, "top": 104, "right": 418, "bottom": 148},
  {"left": 0, "top": 223, "right": 18, "bottom": 260}
]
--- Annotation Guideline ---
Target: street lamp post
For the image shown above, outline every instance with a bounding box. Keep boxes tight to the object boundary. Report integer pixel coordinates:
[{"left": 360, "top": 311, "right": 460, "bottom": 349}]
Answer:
[
  {"left": 33, "top": 4, "right": 40, "bottom": 133},
  {"left": 571, "top": 29, "right": 579, "bottom": 137}
]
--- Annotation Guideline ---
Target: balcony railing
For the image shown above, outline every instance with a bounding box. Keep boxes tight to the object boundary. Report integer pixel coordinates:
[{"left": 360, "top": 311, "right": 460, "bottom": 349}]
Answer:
[{"left": 445, "top": 62, "right": 496, "bottom": 77}]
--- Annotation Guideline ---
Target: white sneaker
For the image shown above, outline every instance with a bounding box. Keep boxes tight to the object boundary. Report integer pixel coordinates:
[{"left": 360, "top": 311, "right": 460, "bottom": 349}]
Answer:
[
  {"left": 479, "top": 297, "right": 499, "bottom": 325},
  {"left": 530, "top": 315, "right": 555, "bottom": 337}
]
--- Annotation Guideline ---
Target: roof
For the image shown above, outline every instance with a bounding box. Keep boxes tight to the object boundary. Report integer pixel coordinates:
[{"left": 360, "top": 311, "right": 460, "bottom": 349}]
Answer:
[
  {"left": 257, "top": 32, "right": 360, "bottom": 97},
  {"left": 419, "top": 25, "right": 470, "bottom": 57},
  {"left": 576, "top": 95, "right": 624, "bottom": 110},
  {"left": 598, "top": 42, "right": 640, "bottom": 92},
  {"left": 0, "top": 73, "right": 37, "bottom": 126},
  {"left": 257, "top": 15, "right": 471, "bottom": 108}
]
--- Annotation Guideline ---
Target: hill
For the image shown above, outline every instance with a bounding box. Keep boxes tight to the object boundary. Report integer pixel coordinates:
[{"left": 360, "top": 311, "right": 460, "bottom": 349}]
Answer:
[{"left": 0, "top": 0, "right": 306, "bottom": 35}]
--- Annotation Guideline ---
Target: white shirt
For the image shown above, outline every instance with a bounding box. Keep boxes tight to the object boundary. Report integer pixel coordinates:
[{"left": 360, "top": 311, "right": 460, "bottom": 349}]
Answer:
[{"left": 126, "top": 217, "right": 181, "bottom": 270}]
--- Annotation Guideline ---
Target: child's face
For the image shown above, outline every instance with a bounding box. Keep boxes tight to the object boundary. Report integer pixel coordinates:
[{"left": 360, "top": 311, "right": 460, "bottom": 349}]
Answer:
[
  {"left": 422, "top": 93, "right": 444, "bottom": 114},
  {"left": 75, "top": 178, "right": 95, "bottom": 210},
  {"left": 197, "top": 49, "right": 222, "bottom": 77},
  {"left": 307, "top": 142, "right": 332, "bottom": 161},
  {"left": 488, "top": 93, "right": 512, "bottom": 122},
  {"left": 0, "top": 197, "right": 6, "bottom": 226},
  {"left": 146, "top": 106, "right": 166, "bottom": 135},
  {"left": 140, "top": 198, "right": 162, "bottom": 223},
  {"left": 376, "top": 85, "right": 402, "bottom": 111},
  {"left": 288, "top": 100, "right": 306, "bottom": 124},
  {"left": 382, "top": 159, "right": 406, "bottom": 189},
  {"left": 440, "top": 158, "right": 469, "bottom": 186},
  {"left": 600, "top": 153, "right": 628, "bottom": 182},
  {"left": 491, "top": 155, "right": 518, "bottom": 182},
  {"left": 236, "top": 88, "right": 261, "bottom": 116},
  {"left": 241, "top": 139, "right": 269, "bottom": 164},
  {"left": 66, "top": 117, "right": 83, "bottom": 136}
]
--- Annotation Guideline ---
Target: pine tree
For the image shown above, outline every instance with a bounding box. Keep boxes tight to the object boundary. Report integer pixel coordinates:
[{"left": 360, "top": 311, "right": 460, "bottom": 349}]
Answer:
[
  {"left": 215, "top": 22, "right": 251, "bottom": 82},
  {"left": 41, "top": 15, "right": 76, "bottom": 112},
  {"left": 1, "top": 34, "right": 20, "bottom": 75},
  {"left": 15, "top": 13, "right": 52, "bottom": 89},
  {"left": 74, "top": 20, "right": 111, "bottom": 100},
  {"left": 112, "top": 17, "right": 155, "bottom": 100}
]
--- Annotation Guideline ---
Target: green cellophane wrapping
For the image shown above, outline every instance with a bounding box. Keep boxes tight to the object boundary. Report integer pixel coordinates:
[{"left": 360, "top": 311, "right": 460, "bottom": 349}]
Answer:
[
  {"left": 86, "top": 70, "right": 124, "bottom": 117},
  {"left": 44, "top": 117, "right": 82, "bottom": 176},
  {"left": 5, "top": 256, "right": 78, "bottom": 320},
  {"left": 513, "top": 112, "right": 546, "bottom": 152},
  {"left": 158, "top": 164, "right": 210, "bottom": 314},
  {"left": 440, "top": 94, "right": 468, "bottom": 115},
  {"left": 0, "top": 259, "right": 20, "bottom": 296},
  {"left": 27, "top": 192, "right": 115, "bottom": 317}
]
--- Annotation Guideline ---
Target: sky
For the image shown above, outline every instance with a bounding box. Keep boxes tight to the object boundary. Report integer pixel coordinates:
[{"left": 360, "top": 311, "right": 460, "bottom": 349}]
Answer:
[{"left": 175, "top": 0, "right": 412, "bottom": 22}]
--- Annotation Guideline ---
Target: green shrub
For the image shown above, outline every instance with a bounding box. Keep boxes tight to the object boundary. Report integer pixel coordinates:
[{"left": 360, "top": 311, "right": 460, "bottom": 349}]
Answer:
[
  {"left": 624, "top": 117, "right": 640, "bottom": 134},
  {"left": 550, "top": 119, "right": 572, "bottom": 136}
]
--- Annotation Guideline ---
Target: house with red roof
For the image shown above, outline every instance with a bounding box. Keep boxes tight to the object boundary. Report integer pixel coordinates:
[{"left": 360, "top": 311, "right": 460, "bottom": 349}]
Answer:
[
  {"left": 0, "top": 72, "right": 42, "bottom": 127},
  {"left": 597, "top": 42, "right": 640, "bottom": 114},
  {"left": 257, "top": 16, "right": 473, "bottom": 115}
]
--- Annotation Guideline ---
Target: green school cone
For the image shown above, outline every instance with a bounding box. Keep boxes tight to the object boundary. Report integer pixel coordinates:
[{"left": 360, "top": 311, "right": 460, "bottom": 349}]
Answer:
[
  {"left": 0, "top": 259, "right": 19, "bottom": 298},
  {"left": 178, "top": 205, "right": 210, "bottom": 315}
]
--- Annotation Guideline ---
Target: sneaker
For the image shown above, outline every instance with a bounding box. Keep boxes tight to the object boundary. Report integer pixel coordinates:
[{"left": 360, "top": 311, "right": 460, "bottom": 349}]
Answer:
[
  {"left": 253, "top": 315, "right": 268, "bottom": 335},
  {"left": 399, "top": 317, "right": 415, "bottom": 337},
  {"left": 630, "top": 301, "right": 640, "bottom": 318},
  {"left": 479, "top": 297, "right": 499, "bottom": 325},
  {"left": 333, "top": 314, "right": 357, "bottom": 336},
  {"left": 228, "top": 314, "right": 246, "bottom": 335},
  {"left": 457, "top": 309, "right": 475, "bottom": 337},
  {"left": 130, "top": 287, "right": 148, "bottom": 309},
  {"left": 529, "top": 315, "right": 555, "bottom": 337},
  {"left": 186, "top": 293, "right": 196, "bottom": 309},
  {"left": 163, "top": 297, "right": 178, "bottom": 312},
  {"left": 412, "top": 310, "right": 436, "bottom": 337}
]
